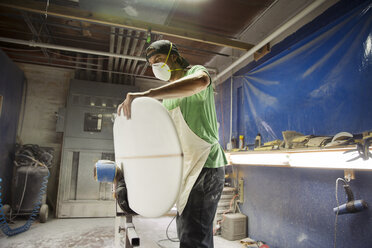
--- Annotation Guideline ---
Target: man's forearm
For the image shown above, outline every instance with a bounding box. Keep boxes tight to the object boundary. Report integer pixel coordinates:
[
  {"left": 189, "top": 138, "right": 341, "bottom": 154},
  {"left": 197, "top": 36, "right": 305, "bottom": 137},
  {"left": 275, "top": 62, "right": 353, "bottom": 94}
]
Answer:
[{"left": 141, "top": 71, "right": 210, "bottom": 100}]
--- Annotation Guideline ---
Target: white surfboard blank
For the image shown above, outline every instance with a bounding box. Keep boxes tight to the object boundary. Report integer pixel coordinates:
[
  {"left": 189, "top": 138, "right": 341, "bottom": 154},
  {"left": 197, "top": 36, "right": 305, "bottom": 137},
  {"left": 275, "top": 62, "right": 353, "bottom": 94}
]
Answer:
[{"left": 114, "top": 97, "right": 183, "bottom": 217}]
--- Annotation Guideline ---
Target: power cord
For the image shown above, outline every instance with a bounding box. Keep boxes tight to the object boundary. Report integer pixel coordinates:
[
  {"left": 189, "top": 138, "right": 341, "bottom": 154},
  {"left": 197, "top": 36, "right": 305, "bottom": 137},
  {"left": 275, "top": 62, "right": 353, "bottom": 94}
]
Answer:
[
  {"left": 334, "top": 177, "right": 348, "bottom": 248},
  {"left": 157, "top": 215, "right": 179, "bottom": 248},
  {"left": 7, "top": 166, "right": 31, "bottom": 223}
]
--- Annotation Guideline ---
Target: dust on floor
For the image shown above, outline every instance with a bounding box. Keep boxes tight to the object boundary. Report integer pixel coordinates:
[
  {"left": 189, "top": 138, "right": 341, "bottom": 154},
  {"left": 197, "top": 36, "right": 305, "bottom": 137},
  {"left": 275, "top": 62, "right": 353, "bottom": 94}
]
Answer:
[{"left": 0, "top": 216, "right": 242, "bottom": 248}]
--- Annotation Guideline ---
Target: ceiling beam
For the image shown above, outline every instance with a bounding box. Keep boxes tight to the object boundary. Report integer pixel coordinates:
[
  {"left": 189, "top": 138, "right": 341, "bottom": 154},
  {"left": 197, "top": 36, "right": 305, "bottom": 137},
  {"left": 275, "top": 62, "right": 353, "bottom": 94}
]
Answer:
[
  {"left": 0, "top": 0, "right": 254, "bottom": 51},
  {"left": 11, "top": 57, "right": 156, "bottom": 79},
  {"left": 0, "top": 36, "right": 147, "bottom": 61}
]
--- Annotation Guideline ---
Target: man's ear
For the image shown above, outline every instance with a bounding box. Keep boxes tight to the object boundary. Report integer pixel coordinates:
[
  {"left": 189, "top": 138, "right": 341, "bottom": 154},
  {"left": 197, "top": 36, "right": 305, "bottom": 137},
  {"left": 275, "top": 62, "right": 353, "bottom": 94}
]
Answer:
[{"left": 171, "top": 54, "right": 179, "bottom": 64}]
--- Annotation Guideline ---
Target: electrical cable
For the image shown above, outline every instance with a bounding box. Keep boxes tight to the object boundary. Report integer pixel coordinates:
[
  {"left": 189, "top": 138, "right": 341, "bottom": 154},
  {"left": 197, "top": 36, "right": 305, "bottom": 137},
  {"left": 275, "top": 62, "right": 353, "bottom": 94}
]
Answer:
[
  {"left": 333, "top": 177, "right": 348, "bottom": 248},
  {"left": 156, "top": 215, "right": 179, "bottom": 247},
  {"left": 14, "top": 145, "right": 53, "bottom": 168},
  {"left": 32, "top": 0, "right": 50, "bottom": 57},
  {"left": 166, "top": 215, "right": 179, "bottom": 242},
  {"left": 233, "top": 165, "right": 239, "bottom": 189},
  {"left": 236, "top": 203, "right": 242, "bottom": 213},
  {"left": 7, "top": 166, "right": 30, "bottom": 223},
  {"left": 44, "top": 0, "right": 50, "bottom": 19}
]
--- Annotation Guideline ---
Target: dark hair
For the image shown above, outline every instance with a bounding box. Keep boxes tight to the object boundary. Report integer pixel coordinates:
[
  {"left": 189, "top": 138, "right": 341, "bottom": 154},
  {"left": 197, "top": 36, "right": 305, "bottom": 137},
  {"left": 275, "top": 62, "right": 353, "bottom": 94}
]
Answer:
[{"left": 145, "top": 40, "right": 190, "bottom": 68}]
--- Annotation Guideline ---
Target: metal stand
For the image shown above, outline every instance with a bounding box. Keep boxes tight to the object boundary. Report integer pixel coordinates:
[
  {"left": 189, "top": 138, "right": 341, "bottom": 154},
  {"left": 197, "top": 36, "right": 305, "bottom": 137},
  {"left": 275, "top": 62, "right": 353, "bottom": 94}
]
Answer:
[{"left": 115, "top": 203, "right": 140, "bottom": 247}]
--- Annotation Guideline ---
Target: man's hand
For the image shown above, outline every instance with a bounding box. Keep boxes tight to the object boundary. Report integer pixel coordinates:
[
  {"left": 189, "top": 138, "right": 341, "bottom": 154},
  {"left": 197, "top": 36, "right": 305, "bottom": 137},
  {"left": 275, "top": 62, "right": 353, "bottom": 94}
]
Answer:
[{"left": 117, "top": 93, "right": 137, "bottom": 119}]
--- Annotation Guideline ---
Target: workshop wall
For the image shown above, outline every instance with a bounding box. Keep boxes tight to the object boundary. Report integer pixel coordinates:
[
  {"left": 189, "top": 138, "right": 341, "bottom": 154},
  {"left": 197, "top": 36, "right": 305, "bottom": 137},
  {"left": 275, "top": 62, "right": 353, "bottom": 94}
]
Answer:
[
  {"left": 14, "top": 63, "right": 165, "bottom": 213},
  {"left": 16, "top": 63, "right": 74, "bottom": 213},
  {"left": 17, "top": 63, "right": 74, "bottom": 145},
  {"left": 215, "top": 0, "right": 372, "bottom": 247},
  {"left": 0, "top": 50, "right": 24, "bottom": 204}
]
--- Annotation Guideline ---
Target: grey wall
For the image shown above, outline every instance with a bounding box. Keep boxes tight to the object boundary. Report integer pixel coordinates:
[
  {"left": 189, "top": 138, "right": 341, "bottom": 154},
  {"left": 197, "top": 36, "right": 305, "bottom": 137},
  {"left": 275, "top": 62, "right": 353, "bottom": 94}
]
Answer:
[
  {"left": 16, "top": 63, "right": 74, "bottom": 212},
  {"left": 0, "top": 50, "right": 24, "bottom": 204}
]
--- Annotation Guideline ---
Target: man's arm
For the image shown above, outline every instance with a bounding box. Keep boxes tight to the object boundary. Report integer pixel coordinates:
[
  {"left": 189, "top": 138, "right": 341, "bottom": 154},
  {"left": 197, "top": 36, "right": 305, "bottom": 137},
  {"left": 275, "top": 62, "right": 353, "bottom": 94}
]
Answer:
[
  {"left": 146, "top": 70, "right": 210, "bottom": 100},
  {"left": 117, "top": 70, "right": 210, "bottom": 118}
]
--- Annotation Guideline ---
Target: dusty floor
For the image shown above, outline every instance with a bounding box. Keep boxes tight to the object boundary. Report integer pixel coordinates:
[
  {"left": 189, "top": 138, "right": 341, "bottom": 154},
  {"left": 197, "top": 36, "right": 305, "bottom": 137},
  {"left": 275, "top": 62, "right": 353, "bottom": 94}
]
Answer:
[{"left": 0, "top": 216, "right": 243, "bottom": 248}]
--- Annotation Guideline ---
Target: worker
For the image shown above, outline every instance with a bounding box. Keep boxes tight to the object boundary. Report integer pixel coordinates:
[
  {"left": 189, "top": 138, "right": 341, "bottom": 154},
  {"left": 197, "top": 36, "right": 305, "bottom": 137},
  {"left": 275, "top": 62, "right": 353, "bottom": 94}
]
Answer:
[{"left": 117, "top": 40, "right": 227, "bottom": 248}]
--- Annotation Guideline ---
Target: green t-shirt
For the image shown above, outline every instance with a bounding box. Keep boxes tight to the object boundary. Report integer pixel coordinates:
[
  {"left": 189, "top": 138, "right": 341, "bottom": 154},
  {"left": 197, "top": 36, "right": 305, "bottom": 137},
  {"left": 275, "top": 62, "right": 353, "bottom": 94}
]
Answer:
[{"left": 162, "top": 65, "right": 227, "bottom": 168}]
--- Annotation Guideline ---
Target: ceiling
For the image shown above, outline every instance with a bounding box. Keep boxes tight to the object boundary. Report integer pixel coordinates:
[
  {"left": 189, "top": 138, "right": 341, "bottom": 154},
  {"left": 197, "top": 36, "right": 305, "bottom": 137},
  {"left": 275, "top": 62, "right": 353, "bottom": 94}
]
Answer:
[{"left": 0, "top": 0, "right": 318, "bottom": 84}]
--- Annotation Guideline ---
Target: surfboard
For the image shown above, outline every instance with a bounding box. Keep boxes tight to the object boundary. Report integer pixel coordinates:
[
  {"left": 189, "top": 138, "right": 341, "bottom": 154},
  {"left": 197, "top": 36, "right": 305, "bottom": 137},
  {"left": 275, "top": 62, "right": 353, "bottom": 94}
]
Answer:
[{"left": 113, "top": 97, "right": 183, "bottom": 218}]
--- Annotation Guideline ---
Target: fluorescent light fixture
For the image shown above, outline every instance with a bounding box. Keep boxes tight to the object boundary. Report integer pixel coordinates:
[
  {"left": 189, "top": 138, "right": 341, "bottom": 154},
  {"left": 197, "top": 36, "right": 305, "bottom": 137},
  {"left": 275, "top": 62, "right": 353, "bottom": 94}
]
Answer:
[
  {"left": 227, "top": 148, "right": 372, "bottom": 170},
  {"left": 289, "top": 149, "right": 372, "bottom": 169},
  {"left": 229, "top": 153, "right": 290, "bottom": 166}
]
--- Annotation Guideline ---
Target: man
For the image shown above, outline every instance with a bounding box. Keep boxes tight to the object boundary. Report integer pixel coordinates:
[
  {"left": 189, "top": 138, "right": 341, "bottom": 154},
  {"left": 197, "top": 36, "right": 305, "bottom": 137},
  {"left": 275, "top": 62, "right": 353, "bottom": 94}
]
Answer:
[{"left": 117, "top": 40, "right": 227, "bottom": 248}]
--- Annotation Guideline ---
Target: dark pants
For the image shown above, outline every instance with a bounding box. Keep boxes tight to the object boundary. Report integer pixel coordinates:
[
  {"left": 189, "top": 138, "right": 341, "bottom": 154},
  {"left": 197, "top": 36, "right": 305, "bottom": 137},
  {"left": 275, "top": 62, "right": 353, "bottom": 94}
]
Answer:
[{"left": 177, "top": 167, "right": 225, "bottom": 248}]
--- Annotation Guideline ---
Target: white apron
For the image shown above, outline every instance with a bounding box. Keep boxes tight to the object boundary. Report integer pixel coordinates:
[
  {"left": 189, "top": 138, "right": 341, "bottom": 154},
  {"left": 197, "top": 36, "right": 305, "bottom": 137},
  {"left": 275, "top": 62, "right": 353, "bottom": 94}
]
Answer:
[{"left": 168, "top": 107, "right": 215, "bottom": 215}]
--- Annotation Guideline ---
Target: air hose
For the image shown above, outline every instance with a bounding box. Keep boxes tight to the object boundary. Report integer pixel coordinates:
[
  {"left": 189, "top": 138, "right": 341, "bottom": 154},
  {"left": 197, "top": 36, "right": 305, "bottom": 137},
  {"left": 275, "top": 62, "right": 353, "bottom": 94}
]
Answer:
[
  {"left": 0, "top": 170, "right": 50, "bottom": 236},
  {"left": 0, "top": 144, "right": 51, "bottom": 236}
]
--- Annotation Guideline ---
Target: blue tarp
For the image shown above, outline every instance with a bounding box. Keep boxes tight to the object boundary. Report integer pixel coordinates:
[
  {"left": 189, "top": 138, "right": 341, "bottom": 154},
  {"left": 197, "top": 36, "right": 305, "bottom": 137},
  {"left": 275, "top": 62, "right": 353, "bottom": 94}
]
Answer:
[{"left": 216, "top": 2, "right": 372, "bottom": 148}]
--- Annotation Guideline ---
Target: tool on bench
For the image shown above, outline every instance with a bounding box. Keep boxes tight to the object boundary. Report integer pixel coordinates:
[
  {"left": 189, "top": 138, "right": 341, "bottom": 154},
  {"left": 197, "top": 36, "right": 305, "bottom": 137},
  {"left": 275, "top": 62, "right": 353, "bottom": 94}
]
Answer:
[{"left": 344, "top": 136, "right": 372, "bottom": 162}]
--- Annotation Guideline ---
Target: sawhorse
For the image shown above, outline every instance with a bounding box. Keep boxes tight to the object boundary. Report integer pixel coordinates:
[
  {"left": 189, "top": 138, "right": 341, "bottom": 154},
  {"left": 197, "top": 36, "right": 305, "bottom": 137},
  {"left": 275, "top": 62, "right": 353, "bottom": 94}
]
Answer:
[{"left": 115, "top": 203, "right": 140, "bottom": 247}]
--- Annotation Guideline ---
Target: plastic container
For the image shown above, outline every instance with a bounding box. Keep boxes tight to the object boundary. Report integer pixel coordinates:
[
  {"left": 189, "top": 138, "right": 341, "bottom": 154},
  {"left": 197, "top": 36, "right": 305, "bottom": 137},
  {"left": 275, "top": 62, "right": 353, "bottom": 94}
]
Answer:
[
  {"left": 221, "top": 213, "right": 248, "bottom": 241},
  {"left": 239, "top": 135, "right": 244, "bottom": 149},
  {"left": 254, "top": 133, "right": 262, "bottom": 148},
  {"left": 231, "top": 136, "right": 237, "bottom": 149}
]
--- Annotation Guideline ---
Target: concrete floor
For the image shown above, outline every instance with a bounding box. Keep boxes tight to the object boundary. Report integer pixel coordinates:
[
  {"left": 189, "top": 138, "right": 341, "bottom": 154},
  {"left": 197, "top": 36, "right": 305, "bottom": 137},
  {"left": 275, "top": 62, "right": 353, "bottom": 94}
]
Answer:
[{"left": 0, "top": 216, "right": 244, "bottom": 248}]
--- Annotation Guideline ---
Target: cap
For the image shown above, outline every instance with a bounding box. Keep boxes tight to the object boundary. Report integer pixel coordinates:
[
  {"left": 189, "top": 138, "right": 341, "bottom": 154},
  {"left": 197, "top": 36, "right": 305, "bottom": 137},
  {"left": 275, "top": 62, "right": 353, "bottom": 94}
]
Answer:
[{"left": 145, "top": 40, "right": 189, "bottom": 68}]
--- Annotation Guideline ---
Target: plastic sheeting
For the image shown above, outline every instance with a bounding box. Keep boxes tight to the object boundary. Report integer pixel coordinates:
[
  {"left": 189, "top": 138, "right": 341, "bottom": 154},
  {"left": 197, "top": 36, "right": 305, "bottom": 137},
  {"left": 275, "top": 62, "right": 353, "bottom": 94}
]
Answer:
[
  {"left": 216, "top": 2, "right": 372, "bottom": 148},
  {"left": 0, "top": 50, "right": 24, "bottom": 204}
]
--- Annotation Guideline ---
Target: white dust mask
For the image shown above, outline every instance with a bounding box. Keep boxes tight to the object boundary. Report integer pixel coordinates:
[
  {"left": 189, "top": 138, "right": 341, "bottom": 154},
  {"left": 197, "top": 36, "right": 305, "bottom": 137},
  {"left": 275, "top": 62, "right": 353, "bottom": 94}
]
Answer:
[
  {"left": 151, "top": 42, "right": 183, "bottom": 81},
  {"left": 152, "top": 62, "right": 171, "bottom": 81}
]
